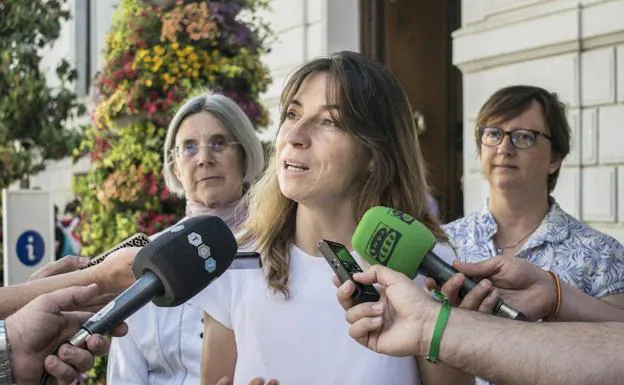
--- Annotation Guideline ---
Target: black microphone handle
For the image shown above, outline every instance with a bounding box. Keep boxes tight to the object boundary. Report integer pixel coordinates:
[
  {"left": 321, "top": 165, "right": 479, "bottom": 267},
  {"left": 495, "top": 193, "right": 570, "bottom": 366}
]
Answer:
[
  {"left": 69, "top": 271, "right": 164, "bottom": 347},
  {"left": 417, "top": 252, "right": 528, "bottom": 321}
]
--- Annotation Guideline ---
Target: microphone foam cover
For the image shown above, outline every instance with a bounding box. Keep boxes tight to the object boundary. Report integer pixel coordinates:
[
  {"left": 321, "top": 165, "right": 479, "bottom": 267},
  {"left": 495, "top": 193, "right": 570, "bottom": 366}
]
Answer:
[
  {"left": 133, "top": 215, "right": 237, "bottom": 307},
  {"left": 352, "top": 206, "right": 436, "bottom": 279}
]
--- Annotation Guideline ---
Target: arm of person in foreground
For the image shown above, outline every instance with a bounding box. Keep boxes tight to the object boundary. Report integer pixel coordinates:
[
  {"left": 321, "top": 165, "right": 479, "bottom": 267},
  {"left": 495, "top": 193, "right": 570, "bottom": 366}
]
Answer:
[
  {"left": 339, "top": 265, "right": 624, "bottom": 385},
  {"left": 425, "top": 255, "right": 624, "bottom": 322},
  {"left": 333, "top": 274, "right": 474, "bottom": 385},
  {"left": 0, "top": 247, "right": 138, "bottom": 319},
  {"left": 5, "top": 284, "right": 127, "bottom": 385}
]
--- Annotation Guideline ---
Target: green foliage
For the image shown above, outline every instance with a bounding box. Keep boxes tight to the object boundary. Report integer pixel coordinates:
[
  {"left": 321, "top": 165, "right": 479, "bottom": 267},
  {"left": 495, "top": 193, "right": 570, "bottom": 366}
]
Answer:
[
  {"left": 0, "top": 0, "right": 85, "bottom": 284},
  {"left": 74, "top": 1, "right": 272, "bottom": 382},
  {"left": 0, "top": 0, "right": 86, "bottom": 186}
]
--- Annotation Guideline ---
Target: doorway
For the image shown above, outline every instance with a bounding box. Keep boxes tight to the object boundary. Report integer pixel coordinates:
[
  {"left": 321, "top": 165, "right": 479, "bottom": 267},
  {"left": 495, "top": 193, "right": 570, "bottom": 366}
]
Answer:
[{"left": 360, "top": 0, "right": 463, "bottom": 222}]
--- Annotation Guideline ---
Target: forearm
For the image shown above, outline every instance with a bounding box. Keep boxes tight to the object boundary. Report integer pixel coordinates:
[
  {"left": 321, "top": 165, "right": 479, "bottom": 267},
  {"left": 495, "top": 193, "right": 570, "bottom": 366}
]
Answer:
[
  {"left": 553, "top": 284, "right": 624, "bottom": 322},
  {"left": 0, "top": 270, "right": 96, "bottom": 318},
  {"left": 417, "top": 358, "right": 474, "bottom": 385},
  {"left": 434, "top": 309, "right": 624, "bottom": 385}
]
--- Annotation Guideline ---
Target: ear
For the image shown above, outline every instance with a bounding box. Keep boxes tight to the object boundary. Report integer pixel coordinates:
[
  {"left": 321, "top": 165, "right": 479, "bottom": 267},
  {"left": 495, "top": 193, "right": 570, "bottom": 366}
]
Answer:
[
  {"left": 367, "top": 158, "right": 374, "bottom": 173},
  {"left": 548, "top": 153, "right": 564, "bottom": 175},
  {"left": 172, "top": 158, "right": 181, "bottom": 180}
]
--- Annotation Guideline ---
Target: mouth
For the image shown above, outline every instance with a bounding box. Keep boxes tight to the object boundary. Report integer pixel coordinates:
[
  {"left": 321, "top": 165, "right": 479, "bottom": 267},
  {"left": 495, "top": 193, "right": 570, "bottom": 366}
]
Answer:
[
  {"left": 197, "top": 176, "right": 224, "bottom": 182},
  {"left": 283, "top": 160, "right": 309, "bottom": 172},
  {"left": 494, "top": 164, "right": 518, "bottom": 169}
]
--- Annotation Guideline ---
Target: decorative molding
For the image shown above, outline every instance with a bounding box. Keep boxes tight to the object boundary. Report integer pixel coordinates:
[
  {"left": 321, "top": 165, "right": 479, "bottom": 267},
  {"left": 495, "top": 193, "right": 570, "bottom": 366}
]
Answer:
[
  {"left": 581, "top": 167, "right": 617, "bottom": 222},
  {"left": 455, "top": 41, "right": 580, "bottom": 73},
  {"left": 581, "top": 108, "right": 599, "bottom": 165},
  {"left": 581, "top": 47, "right": 616, "bottom": 106},
  {"left": 453, "top": 1, "right": 624, "bottom": 74},
  {"left": 454, "top": 0, "right": 578, "bottom": 35},
  {"left": 565, "top": 108, "right": 581, "bottom": 166}
]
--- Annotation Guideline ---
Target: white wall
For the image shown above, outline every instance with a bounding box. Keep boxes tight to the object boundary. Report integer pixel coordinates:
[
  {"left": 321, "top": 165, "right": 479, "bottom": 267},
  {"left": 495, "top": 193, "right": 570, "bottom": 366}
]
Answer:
[
  {"left": 454, "top": 0, "right": 624, "bottom": 241},
  {"left": 258, "top": 0, "right": 359, "bottom": 141},
  {"left": 31, "top": 0, "right": 119, "bottom": 210}
]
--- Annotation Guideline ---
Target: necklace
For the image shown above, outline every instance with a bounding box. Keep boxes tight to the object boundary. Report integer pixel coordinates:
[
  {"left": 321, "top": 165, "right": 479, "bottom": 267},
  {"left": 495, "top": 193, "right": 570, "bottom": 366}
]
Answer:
[{"left": 494, "top": 223, "right": 541, "bottom": 254}]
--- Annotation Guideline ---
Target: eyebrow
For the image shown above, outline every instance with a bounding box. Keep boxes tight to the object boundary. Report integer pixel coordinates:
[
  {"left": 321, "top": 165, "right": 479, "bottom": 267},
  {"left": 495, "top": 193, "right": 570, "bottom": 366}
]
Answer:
[
  {"left": 176, "top": 134, "right": 229, "bottom": 146},
  {"left": 289, "top": 99, "right": 339, "bottom": 111}
]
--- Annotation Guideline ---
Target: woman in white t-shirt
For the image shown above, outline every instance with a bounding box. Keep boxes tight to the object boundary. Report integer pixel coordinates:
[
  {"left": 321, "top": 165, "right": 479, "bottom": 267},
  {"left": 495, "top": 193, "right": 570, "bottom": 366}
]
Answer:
[{"left": 192, "top": 51, "right": 474, "bottom": 385}]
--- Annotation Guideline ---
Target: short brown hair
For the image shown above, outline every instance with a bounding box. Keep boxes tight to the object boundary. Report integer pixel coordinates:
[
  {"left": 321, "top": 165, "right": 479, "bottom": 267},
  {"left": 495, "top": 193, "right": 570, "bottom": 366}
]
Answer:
[
  {"left": 474, "top": 85, "right": 570, "bottom": 193},
  {"left": 240, "top": 51, "right": 443, "bottom": 296}
]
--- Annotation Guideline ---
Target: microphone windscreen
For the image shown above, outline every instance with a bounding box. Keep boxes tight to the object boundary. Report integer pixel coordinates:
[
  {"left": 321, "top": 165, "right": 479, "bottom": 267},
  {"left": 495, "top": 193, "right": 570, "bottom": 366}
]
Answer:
[
  {"left": 352, "top": 206, "right": 435, "bottom": 279},
  {"left": 132, "top": 215, "right": 237, "bottom": 307}
]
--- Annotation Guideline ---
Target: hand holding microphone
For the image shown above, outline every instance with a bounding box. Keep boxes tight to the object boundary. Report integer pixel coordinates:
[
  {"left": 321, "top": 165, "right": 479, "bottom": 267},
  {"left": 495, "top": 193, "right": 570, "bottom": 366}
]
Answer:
[
  {"left": 39, "top": 215, "right": 238, "bottom": 385},
  {"left": 351, "top": 206, "right": 527, "bottom": 321}
]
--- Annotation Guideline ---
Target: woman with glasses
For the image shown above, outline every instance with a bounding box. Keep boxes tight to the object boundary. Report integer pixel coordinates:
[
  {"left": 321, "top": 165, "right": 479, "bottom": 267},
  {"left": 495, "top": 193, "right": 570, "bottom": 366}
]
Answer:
[
  {"left": 107, "top": 92, "right": 269, "bottom": 385},
  {"left": 439, "top": 85, "right": 624, "bottom": 384}
]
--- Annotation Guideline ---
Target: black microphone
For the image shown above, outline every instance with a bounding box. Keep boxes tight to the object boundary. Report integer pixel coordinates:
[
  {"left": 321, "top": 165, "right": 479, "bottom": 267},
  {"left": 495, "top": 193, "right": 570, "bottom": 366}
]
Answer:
[{"left": 68, "top": 215, "right": 238, "bottom": 346}]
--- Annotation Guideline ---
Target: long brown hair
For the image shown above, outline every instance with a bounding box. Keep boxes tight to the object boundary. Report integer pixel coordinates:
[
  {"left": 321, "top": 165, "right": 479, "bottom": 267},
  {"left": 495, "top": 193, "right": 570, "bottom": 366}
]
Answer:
[{"left": 240, "top": 51, "right": 444, "bottom": 296}]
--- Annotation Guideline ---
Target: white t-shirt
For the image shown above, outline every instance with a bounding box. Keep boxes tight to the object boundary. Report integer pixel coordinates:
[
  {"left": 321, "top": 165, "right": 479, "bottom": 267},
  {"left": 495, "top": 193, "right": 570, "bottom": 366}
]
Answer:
[
  {"left": 107, "top": 218, "right": 205, "bottom": 385},
  {"left": 189, "top": 243, "right": 457, "bottom": 385}
]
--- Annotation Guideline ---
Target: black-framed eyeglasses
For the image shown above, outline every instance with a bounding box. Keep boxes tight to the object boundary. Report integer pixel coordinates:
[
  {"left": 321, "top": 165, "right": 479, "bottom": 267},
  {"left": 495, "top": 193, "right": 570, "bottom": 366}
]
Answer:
[
  {"left": 479, "top": 127, "right": 552, "bottom": 149},
  {"left": 173, "top": 139, "right": 241, "bottom": 158}
]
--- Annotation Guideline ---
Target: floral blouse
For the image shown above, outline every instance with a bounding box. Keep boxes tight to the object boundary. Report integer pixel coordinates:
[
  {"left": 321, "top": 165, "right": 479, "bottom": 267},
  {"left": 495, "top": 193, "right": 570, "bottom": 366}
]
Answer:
[{"left": 444, "top": 198, "right": 624, "bottom": 298}]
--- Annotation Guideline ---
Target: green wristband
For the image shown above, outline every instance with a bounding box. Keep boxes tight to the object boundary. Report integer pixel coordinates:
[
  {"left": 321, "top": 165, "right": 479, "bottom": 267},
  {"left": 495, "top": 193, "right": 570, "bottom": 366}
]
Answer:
[{"left": 425, "top": 289, "right": 451, "bottom": 364}]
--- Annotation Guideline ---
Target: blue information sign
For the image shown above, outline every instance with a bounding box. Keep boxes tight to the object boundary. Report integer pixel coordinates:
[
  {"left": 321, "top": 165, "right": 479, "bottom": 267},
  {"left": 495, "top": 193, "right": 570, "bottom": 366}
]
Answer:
[{"left": 16, "top": 230, "right": 45, "bottom": 266}]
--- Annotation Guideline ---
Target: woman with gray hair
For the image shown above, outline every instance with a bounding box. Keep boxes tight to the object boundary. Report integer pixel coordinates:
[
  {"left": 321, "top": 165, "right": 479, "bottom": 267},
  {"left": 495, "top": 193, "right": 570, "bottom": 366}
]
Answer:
[{"left": 106, "top": 92, "right": 266, "bottom": 385}]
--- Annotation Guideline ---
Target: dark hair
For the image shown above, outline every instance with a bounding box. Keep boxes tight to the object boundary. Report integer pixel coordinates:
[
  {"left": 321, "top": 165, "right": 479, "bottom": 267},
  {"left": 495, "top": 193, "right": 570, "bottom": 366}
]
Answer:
[{"left": 475, "top": 85, "right": 571, "bottom": 192}]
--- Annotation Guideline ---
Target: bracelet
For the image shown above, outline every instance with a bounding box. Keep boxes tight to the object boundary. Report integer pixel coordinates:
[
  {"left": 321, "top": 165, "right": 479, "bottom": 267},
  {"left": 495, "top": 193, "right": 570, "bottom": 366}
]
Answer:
[
  {"left": 545, "top": 271, "right": 561, "bottom": 321},
  {"left": 425, "top": 290, "right": 451, "bottom": 364}
]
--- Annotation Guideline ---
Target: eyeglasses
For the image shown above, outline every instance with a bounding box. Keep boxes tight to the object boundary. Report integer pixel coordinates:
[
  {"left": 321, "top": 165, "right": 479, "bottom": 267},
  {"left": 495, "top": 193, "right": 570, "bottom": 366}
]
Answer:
[
  {"left": 479, "top": 127, "right": 552, "bottom": 149},
  {"left": 173, "top": 139, "right": 241, "bottom": 158}
]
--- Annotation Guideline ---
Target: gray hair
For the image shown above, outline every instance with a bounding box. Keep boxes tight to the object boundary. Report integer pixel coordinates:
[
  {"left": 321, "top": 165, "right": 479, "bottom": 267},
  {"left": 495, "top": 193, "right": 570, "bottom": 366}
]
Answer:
[{"left": 163, "top": 92, "right": 265, "bottom": 196}]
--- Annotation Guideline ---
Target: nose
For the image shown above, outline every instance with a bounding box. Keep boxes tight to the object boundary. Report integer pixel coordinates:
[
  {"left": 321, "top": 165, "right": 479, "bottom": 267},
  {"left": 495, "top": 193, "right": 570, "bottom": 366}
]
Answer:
[
  {"left": 285, "top": 118, "right": 312, "bottom": 148},
  {"left": 196, "top": 146, "right": 216, "bottom": 167},
  {"left": 496, "top": 133, "right": 516, "bottom": 156}
]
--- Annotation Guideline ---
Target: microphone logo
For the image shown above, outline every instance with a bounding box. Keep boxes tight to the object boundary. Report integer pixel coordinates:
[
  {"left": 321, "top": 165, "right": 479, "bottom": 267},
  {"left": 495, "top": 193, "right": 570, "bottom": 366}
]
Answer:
[
  {"left": 388, "top": 208, "right": 415, "bottom": 225},
  {"left": 367, "top": 222, "right": 401, "bottom": 264}
]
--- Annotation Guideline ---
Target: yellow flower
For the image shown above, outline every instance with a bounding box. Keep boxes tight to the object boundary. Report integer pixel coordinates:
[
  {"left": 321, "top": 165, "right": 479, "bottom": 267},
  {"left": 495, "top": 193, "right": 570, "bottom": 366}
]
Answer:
[
  {"left": 172, "top": 42, "right": 179, "bottom": 50},
  {"left": 192, "top": 70, "right": 199, "bottom": 78},
  {"left": 154, "top": 45, "right": 165, "bottom": 56},
  {"left": 152, "top": 61, "right": 163, "bottom": 72}
]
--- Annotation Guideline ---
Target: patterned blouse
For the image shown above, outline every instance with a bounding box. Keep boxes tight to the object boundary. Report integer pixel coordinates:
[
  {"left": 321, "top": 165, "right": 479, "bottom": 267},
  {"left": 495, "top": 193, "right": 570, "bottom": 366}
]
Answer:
[
  {"left": 443, "top": 198, "right": 624, "bottom": 299},
  {"left": 444, "top": 199, "right": 624, "bottom": 385}
]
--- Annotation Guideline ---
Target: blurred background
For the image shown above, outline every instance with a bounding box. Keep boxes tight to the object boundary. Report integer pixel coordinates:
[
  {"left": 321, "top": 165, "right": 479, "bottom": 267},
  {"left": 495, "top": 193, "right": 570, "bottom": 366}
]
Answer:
[{"left": 2, "top": 0, "right": 624, "bottom": 256}]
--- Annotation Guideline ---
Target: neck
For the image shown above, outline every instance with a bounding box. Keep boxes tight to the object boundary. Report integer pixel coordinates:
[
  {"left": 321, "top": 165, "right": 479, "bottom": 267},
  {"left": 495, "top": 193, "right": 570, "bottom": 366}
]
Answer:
[
  {"left": 488, "top": 186, "right": 549, "bottom": 245},
  {"left": 294, "top": 201, "right": 358, "bottom": 257},
  {"left": 185, "top": 198, "right": 246, "bottom": 230}
]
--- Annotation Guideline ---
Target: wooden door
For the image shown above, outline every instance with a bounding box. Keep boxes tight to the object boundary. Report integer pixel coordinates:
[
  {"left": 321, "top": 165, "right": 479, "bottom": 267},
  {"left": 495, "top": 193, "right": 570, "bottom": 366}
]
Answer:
[{"left": 360, "top": 0, "right": 463, "bottom": 222}]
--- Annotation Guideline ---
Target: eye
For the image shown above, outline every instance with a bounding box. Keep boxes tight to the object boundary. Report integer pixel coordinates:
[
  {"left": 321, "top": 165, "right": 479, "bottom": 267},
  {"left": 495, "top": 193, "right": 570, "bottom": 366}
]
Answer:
[
  {"left": 181, "top": 141, "right": 198, "bottom": 155},
  {"left": 209, "top": 136, "right": 227, "bottom": 152},
  {"left": 485, "top": 129, "right": 501, "bottom": 139},
  {"left": 514, "top": 131, "right": 536, "bottom": 143},
  {"left": 320, "top": 118, "right": 335, "bottom": 127},
  {"left": 285, "top": 110, "right": 298, "bottom": 120}
]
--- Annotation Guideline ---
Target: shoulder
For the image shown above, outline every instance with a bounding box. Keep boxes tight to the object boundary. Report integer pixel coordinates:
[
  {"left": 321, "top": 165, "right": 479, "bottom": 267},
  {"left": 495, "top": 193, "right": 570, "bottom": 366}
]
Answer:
[
  {"left": 443, "top": 210, "right": 482, "bottom": 236},
  {"left": 562, "top": 213, "right": 624, "bottom": 253}
]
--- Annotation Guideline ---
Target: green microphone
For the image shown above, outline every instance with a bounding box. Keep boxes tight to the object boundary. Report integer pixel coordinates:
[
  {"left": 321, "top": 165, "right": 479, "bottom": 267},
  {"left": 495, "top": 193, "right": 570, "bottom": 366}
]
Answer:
[{"left": 352, "top": 206, "right": 527, "bottom": 321}]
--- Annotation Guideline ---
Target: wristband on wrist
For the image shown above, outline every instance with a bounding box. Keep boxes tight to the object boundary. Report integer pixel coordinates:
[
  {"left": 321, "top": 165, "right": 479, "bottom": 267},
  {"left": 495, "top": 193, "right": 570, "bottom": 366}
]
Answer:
[
  {"left": 545, "top": 271, "right": 561, "bottom": 321},
  {"left": 425, "top": 290, "right": 451, "bottom": 364},
  {"left": 0, "top": 320, "right": 15, "bottom": 385}
]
